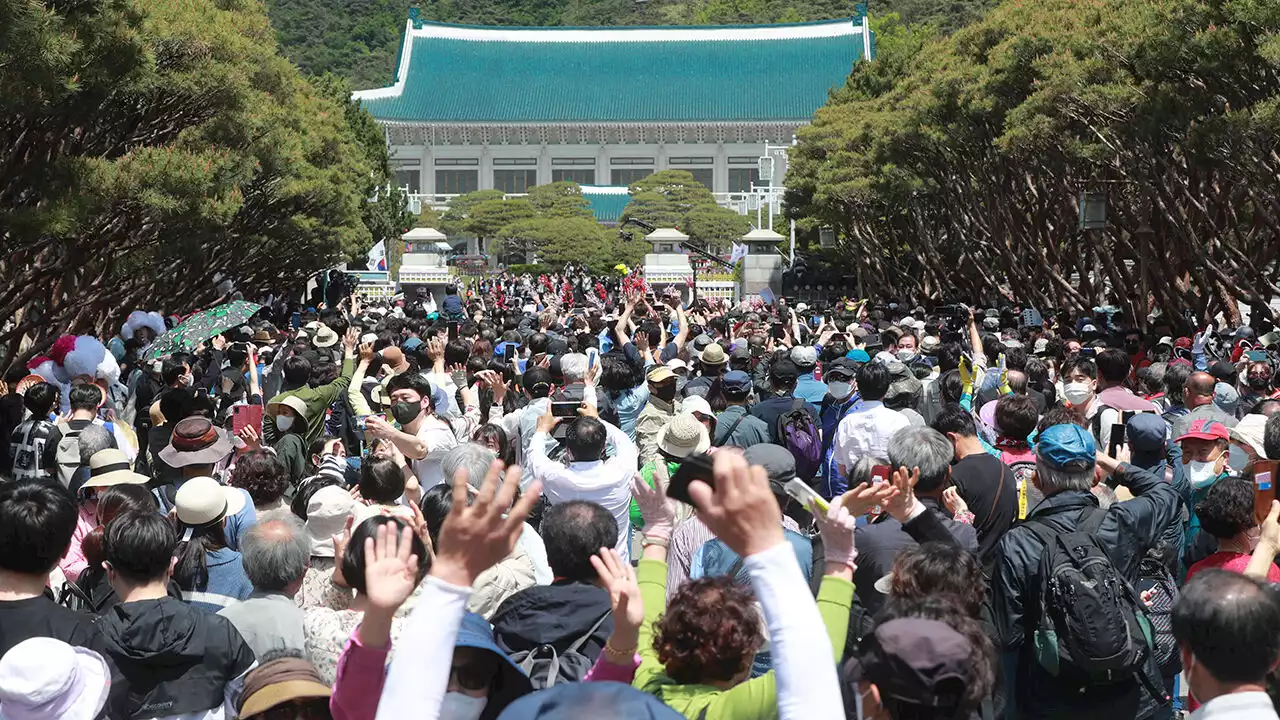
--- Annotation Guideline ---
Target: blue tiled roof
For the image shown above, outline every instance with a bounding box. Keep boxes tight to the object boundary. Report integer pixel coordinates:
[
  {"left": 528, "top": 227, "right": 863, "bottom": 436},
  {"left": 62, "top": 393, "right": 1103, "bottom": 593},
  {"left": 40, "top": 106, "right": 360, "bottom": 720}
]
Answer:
[
  {"left": 581, "top": 186, "right": 631, "bottom": 224},
  {"left": 355, "top": 19, "right": 870, "bottom": 124}
]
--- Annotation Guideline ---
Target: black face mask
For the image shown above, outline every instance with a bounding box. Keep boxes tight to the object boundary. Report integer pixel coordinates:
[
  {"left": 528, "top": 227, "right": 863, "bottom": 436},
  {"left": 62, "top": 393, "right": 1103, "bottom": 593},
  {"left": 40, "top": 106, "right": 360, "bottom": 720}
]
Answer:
[
  {"left": 1248, "top": 376, "right": 1271, "bottom": 391},
  {"left": 391, "top": 401, "right": 423, "bottom": 425},
  {"left": 652, "top": 383, "right": 677, "bottom": 403},
  {"left": 1124, "top": 341, "right": 1141, "bottom": 354}
]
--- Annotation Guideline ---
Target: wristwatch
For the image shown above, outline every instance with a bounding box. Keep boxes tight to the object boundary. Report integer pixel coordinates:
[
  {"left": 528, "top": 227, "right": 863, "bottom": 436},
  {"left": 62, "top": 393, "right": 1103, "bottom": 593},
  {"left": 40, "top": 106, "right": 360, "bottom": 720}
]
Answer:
[{"left": 641, "top": 534, "right": 669, "bottom": 549}]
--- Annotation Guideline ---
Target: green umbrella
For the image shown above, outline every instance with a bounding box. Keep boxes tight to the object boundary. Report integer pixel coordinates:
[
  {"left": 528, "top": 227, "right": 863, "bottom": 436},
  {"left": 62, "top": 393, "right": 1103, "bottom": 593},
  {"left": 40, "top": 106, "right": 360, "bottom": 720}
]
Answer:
[{"left": 141, "top": 300, "right": 264, "bottom": 362}]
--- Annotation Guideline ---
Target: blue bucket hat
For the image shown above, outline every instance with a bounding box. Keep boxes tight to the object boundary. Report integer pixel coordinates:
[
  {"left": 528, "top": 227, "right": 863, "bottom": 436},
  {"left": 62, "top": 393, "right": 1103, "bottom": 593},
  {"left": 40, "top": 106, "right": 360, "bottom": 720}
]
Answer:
[
  {"left": 846, "top": 348, "right": 871, "bottom": 363},
  {"left": 455, "top": 612, "right": 532, "bottom": 719},
  {"left": 1036, "top": 424, "right": 1096, "bottom": 471}
]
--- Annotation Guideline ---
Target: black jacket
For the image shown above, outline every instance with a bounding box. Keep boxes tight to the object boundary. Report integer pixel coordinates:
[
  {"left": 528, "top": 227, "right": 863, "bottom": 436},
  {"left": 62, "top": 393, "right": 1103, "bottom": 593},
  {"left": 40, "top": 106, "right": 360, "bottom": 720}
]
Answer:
[
  {"left": 97, "top": 597, "right": 255, "bottom": 719},
  {"left": 489, "top": 581, "right": 614, "bottom": 662},
  {"left": 991, "top": 463, "right": 1180, "bottom": 719}
]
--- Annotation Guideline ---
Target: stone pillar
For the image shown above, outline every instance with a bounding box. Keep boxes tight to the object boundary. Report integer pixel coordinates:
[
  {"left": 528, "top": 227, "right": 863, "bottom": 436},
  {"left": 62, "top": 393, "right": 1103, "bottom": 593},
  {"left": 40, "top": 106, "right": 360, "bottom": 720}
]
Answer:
[{"left": 740, "top": 228, "right": 785, "bottom": 298}]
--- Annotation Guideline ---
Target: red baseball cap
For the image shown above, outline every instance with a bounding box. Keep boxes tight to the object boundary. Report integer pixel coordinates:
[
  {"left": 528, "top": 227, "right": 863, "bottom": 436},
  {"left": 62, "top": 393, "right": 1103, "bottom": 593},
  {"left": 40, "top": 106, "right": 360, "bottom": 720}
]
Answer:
[{"left": 1175, "top": 418, "right": 1230, "bottom": 443}]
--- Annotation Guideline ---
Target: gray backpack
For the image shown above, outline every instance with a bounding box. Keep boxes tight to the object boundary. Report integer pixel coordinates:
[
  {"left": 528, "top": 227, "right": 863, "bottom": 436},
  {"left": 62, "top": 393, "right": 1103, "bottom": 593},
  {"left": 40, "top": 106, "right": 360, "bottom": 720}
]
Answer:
[
  {"left": 54, "top": 422, "right": 84, "bottom": 488},
  {"left": 510, "top": 611, "right": 611, "bottom": 689}
]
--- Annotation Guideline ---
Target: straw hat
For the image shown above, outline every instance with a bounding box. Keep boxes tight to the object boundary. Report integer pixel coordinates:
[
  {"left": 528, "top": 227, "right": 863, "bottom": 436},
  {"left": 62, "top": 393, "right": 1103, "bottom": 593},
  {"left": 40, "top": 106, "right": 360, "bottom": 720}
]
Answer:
[{"left": 81, "top": 449, "right": 149, "bottom": 490}]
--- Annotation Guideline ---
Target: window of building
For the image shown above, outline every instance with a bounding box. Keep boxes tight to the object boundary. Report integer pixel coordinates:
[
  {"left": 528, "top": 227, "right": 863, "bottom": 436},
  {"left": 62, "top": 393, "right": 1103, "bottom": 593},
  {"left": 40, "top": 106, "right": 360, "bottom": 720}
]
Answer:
[
  {"left": 435, "top": 158, "right": 479, "bottom": 167},
  {"left": 552, "top": 158, "right": 595, "bottom": 166},
  {"left": 728, "top": 168, "right": 760, "bottom": 193},
  {"left": 611, "top": 168, "right": 652, "bottom": 186},
  {"left": 436, "top": 169, "right": 478, "bottom": 194},
  {"left": 611, "top": 157, "right": 655, "bottom": 166},
  {"left": 494, "top": 169, "right": 538, "bottom": 193},
  {"left": 494, "top": 158, "right": 536, "bottom": 166},
  {"left": 685, "top": 168, "right": 714, "bottom": 190},
  {"left": 393, "top": 170, "right": 421, "bottom": 194},
  {"left": 667, "top": 157, "right": 713, "bottom": 190},
  {"left": 668, "top": 157, "right": 714, "bottom": 166},
  {"left": 552, "top": 169, "right": 595, "bottom": 185}
]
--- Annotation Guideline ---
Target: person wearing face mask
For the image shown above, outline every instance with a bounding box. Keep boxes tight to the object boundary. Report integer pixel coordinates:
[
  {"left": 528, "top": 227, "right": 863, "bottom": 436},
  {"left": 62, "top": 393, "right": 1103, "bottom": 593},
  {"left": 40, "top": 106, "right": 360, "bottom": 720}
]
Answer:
[
  {"left": 817, "top": 358, "right": 862, "bottom": 499},
  {"left": 1171, "top": 570, "right": 1280, "bottom": 720},
  {"left": 363, "top": 372, "right": 459, "bottom": 490},
  {"left": 266, "top": 395, "right": 312, "bottom": 487},
  {"left": 1059, "top": 356, "right": 1101, "bottom": 427},
  {"left": 1173, "top": 418, "right": 1233, "bottom": 574},
  {"left": 1238, "top": 361, "right": 1274, "bottom": 418},
  {"left": 634, "top": 365, "right": 681, "bottom": 467}
]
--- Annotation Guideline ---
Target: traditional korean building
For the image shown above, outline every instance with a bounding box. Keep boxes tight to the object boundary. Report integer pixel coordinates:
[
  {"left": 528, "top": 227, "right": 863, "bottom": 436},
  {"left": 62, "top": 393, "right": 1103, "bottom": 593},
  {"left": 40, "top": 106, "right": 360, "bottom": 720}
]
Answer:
[{"left": 353, "top": 8, "right": 875, "bottom": 218}]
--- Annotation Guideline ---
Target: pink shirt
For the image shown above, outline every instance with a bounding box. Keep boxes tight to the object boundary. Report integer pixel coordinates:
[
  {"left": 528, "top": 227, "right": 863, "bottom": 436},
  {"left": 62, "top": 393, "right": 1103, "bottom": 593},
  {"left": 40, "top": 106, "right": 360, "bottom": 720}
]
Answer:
[
  {"left": 1186, "top": 551, "right": 1280, "bottom": 584},
  {"left": 59, "top": 505, "right": 97, "bottom": 584}
]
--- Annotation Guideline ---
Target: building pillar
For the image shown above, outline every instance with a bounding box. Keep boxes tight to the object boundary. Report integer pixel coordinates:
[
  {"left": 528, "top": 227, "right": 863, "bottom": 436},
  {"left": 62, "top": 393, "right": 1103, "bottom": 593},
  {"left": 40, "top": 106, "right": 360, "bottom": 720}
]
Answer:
[
  {"left": 539, "top": 144, "right": 551, "bottom": 187},
  {"left": 423, "top": 144, "right": 434, "bottom": 196},
  {"left": 479, "top": 145, "right": 492, "bottom": 191},
  {"left": 715, "top": 142, "right": 727, "bottom": 194}
]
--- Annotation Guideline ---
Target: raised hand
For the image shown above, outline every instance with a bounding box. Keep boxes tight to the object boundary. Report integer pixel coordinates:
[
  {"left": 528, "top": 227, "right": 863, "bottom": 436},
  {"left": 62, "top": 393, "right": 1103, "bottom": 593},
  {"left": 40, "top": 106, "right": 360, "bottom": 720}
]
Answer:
[
  {"left": 343, "top": 327, "right": 359, "bottom": 353},
  {"left": 631, "top": 472, "right": 676, "bottom": 539},
  {"left": 814, "top": 496, "right": 858, "bottom": 571},
  {"left": 882, "top": 466, "right": 921, "bottom": 523},
  {"left": 329, "top": 515, "right": 356, "bottom": 588},
  {"left": 687, "top": 451, "right": 785, "bottom": 558},
  {"left": 358, "top": 342, "right": 375, "bottom": 364},
  {"left": 363, "top": 522, "right": 421, "bottom": 614},
  {"left": 431, "top": 461, "right": 542, "bottom": 589},
  {"left": 839, "top": 481, "right": 899, "bottom": 517},
  {"left": 590, "top": 548, "right": 644, "bottom": 655}
]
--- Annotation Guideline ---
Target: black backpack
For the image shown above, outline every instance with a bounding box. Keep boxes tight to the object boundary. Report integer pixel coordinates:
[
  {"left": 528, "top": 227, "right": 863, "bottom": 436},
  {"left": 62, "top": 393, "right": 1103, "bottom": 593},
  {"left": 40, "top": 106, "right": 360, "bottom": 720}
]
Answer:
[
  {"left": 510, "top": 611, "right": 611, "bottom": 690},
  {"left": 1024, "top": 507, "right": 1155, "bottom": 685}
]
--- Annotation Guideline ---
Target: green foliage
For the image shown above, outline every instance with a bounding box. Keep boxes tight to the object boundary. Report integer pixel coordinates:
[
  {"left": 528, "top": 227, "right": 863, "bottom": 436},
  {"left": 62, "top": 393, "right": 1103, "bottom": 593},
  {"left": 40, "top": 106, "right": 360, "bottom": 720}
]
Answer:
[
  {"left": 786, "top": 0, "right": 1280, "bottom": 325},
  {"left": 265, "top": 0, "right": 991, "bottom": 85},
  {"left": 0, "top": 0, "right": 384, "bottom": 367},
  {"left": 620, "top": 170, "right": 750, "bottom": 250}
]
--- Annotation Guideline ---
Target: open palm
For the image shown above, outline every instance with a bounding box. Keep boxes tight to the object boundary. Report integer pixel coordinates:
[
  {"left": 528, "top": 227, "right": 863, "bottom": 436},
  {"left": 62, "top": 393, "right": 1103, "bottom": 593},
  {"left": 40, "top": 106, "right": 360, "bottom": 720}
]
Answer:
[
  {"left": 591, "top": 548, "right": 644, "bottom": 629},
  {"left": 363, "top": 523, "right": 420, "bottom": 614}
]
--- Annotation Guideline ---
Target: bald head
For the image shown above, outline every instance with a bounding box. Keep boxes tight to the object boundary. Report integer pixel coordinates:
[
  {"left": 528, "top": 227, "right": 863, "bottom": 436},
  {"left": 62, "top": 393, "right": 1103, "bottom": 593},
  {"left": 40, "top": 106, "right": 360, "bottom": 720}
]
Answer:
[
  {"left": 1006, "top": 370, "right": 1028, "bottom": 395},
  {"left": 1186, "top": 372, "right": 1217, "bottom": 408}
]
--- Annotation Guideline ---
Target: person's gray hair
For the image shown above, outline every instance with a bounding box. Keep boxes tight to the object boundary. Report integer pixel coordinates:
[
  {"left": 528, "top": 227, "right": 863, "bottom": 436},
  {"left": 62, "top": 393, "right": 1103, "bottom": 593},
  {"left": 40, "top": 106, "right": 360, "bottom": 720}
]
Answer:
[
  {"left": 78, "top": 425, "right": 114, "bottom": 464},
  {"left": 846, "top": 455, "right": 886, "bottom": 488},
  {"left": 887, "top": 427, "right": 954, "bottom": 491},
  {"left": 560, "top": 353, "right": 588, "bottom": 383},
  {"left": 442, "top": 443, "right": 499, "bottom": 491},
  {"left": 1033, "top": 456, "right": 1094, "bottom": 494},
  {"left": 241, "top": 512, "right": 310, "bottom": 592}
]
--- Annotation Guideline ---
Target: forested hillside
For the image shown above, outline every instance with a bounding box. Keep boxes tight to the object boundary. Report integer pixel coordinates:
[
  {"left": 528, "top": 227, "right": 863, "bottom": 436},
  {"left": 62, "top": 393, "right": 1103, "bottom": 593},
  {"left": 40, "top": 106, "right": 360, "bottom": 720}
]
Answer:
[{"left": 265, "top": 0, "right": 993, "bottom": 87}]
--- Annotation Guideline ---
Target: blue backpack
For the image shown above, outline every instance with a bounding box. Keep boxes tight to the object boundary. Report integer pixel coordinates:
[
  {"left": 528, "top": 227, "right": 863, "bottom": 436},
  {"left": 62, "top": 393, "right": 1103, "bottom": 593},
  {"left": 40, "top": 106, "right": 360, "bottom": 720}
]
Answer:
[{"left": 775, "top": 399, "right": 822, "bottom": 481}]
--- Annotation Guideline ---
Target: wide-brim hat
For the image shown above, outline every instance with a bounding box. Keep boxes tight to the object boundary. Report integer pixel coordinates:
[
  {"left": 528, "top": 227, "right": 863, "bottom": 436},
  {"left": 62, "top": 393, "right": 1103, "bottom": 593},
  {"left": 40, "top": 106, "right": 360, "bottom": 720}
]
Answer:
[
  {"left": 266, "top": 395, "right": 309, "bottom": 420},
  {"left": 14, "top": 375, "right": 46, "bottom": 395},
  {"left": 238, "top": 658, "right": 332, "bottom": 718},
  {"left": 158, "top": 416, "right": 234, "bottom": 467},
  {"left": 81, "top": 449, "right": 150, "bottom": 490},
  {"left": 311, "top": 325, "right": 339, "bottom": 348},
  {"left": 657, "top": 414, "right": 711, "bottom": 458},
  {"left": 700, "top": 343, "right": 728, "bottom": 366},
  {"left": 305, "top": 485, "right": 356, "bottom": 558},
  {"left": 174, "top": 476, "right": 246, "bottom": 527},
  {"left": 1230, "top": 414, "right": 1269, "bottom": 458},
  {"left": 0, "top": 638, "right": 110, "bottom": 720},
  {"left": 251, "top": 328, "right": 277, "bottom": 344}
]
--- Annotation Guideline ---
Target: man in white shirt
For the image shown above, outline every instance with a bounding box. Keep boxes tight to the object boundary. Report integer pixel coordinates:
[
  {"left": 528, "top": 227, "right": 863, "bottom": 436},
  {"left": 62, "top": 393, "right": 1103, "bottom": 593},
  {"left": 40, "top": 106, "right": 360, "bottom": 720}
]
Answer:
[
  {"left": 525, "top": 403, "right": 637, "bottom": 562},
  {"left": 1174, "top": 569, "right": 1280, "bottom": 720},
  {"left": 834, "top": 360, "right": 910, "bottom": 475}
]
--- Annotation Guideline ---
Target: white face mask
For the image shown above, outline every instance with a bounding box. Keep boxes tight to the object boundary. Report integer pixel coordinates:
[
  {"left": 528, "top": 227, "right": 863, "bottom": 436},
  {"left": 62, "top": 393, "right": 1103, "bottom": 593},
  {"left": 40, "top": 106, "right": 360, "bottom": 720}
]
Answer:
[
  {"left": 1063, "top": 381, "right": 1093, "bottom": 406},
  {"left": 440, "top": 692, "right": 487, "bottom": 720},
  {"left": 1187, "top": 459, "right": 1220, "bottom": 489},
  {"left": 828, "top": 381, "right": 853, "bottom": 400},
  {"left": 276, "top": 415, "right": 295, "bottom": 432},
  {"left": 896, "top": 349, "right": 916, "bottom": 363}
]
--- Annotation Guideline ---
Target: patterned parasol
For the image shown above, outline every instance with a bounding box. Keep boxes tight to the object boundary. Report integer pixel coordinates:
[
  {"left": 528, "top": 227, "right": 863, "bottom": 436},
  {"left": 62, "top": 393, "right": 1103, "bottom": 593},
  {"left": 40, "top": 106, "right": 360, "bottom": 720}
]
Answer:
[{"left": 140, "top": 300, "right": 263, "bottom": 362}]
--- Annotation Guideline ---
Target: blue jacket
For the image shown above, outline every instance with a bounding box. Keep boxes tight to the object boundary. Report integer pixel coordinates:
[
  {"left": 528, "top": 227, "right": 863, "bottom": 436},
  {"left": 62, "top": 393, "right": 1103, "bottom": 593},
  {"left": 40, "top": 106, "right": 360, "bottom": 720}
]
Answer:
[
  {"left": 181, "top": 547, "right": 254, "bottom": 614},
  {"left": 818, "top": 393, "right": 861, "bottom": 499},
  {"left": 793, "top": 373, "right": 828, "bottom": 405}
]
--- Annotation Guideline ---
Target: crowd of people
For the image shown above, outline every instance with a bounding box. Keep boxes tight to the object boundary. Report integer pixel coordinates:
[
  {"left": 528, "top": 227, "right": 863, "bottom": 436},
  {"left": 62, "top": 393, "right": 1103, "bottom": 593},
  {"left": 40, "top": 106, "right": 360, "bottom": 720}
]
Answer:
[{"left": 2, "top": 271, "right": 1280, "bottom": 720}]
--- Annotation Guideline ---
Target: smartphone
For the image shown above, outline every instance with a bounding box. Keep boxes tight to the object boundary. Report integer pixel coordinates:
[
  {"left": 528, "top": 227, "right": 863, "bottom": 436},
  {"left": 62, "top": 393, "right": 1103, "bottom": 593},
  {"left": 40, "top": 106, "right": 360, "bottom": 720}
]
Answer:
[
  {"left": 504, "top": 344, "right": 517, "bottom": 363},
  {"left": 448, "top": 322, "right": 459, "bottom": 341},
  {"left": 232, "top": 404, "right": 264, "bottom": 437},
  {"left": 1255, "top": 460, "right": 1278, "bottom": 525},
  {"left": 785, "top": 478, "right": 830, "bottom": 515},
  {"left": 586, "top": 347, "right": 599, "bottom": 371},
  {"left": 1108, "top": 423, "right": 1126, "bottom": 459},
  {"left": 864, "top": 333, "right": 883, "bottom": 350},
  {"left": 870, "top": 464, "right": 892, "bottom": 516},
  {"left": 771, "top": 324, "right": 787, "bottom": 340},
  {"left": 551, "top": 401, "right": 581, "bottom": 418},
  {"left": 667, "top": 453, "right": 715, "bottom": 506},
  {"left": 290, "top": 312, "right": 301, "bottom": 329},
  {"left": 1079, "top": 347, "right": 1097, "bottom": 357}
]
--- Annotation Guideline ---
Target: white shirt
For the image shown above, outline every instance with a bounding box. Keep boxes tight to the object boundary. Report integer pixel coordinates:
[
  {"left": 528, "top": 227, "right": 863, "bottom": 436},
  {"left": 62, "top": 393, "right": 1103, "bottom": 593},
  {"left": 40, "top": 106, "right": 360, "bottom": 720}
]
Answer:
[
  {"left": 526, "top": 420, "right": 638, "bottom": 562},
  {"left": 833, "top": 400, "right": 911, "bottom": 469},
  {"left": 409, "top": 417, "right": 459, "bottom": 487},
  {"left": 1191, "top": 691, "right": 1279, "bottom": 720}
]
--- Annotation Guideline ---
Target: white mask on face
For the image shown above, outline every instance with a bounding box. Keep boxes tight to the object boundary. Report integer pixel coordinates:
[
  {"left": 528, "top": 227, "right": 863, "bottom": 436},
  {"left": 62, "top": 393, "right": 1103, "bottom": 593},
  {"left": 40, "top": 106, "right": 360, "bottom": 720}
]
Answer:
[
  {"left": 828, "top": 381, "right": 853, "bottom": 400},
  {"left": 440, "top": 692, "right": 487, "bottom": 720},
  {"left": 1063, "top": 381, "right": 1093, "bottom": 406},
  {"left": 276, "top": 415, "right": 294, "bottom": 432},
  {"left": 1187, "top": 459, "right": 1220, "bottom": 489}
]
